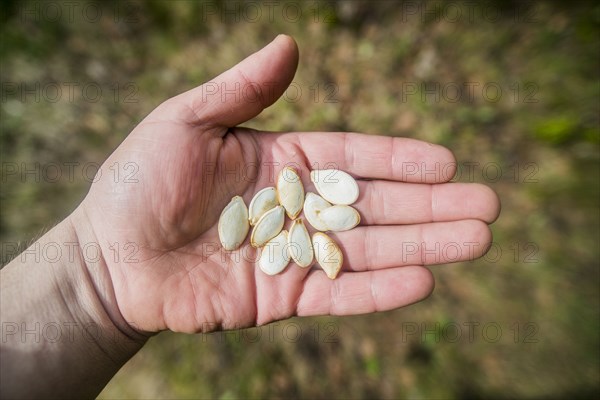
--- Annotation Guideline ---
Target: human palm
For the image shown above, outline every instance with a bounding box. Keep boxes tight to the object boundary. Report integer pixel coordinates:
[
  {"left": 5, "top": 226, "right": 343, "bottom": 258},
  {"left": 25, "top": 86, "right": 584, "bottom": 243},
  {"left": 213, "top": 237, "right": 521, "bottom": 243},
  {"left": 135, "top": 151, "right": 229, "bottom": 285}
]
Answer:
[{"left": 78, "top": 35, "right": 499, "bottom": 334}]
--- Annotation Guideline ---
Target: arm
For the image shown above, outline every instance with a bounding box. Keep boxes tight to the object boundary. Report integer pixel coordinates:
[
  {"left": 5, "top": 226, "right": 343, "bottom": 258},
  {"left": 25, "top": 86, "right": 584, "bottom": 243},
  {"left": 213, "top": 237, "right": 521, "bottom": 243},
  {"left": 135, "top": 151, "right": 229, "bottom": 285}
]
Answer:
[{"left": 1, "top": 212, "right": 147, "bottom": 398}]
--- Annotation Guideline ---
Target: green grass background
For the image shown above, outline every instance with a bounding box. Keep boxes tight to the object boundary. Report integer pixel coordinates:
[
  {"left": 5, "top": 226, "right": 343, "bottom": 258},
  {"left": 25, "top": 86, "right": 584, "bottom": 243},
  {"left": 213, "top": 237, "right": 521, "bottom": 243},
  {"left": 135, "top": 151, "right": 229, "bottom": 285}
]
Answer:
[{"left": 1, "top": 1, "right": 598, "bottom": 398}]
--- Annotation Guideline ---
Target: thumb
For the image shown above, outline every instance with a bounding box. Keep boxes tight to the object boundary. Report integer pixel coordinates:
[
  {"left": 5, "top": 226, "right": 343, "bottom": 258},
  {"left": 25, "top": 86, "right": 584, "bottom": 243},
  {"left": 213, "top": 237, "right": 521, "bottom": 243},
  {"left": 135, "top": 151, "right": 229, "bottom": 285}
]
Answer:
[{"left": 174, "top": 34, "right": 299, "bottom": 130}]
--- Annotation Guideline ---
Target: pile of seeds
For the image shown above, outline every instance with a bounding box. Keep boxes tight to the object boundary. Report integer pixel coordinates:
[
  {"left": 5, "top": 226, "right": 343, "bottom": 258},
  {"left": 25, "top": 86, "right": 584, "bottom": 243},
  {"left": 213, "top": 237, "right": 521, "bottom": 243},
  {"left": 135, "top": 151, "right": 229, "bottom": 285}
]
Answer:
[{"left": 218, "top": 168, "right": 360, "bottom": 279}]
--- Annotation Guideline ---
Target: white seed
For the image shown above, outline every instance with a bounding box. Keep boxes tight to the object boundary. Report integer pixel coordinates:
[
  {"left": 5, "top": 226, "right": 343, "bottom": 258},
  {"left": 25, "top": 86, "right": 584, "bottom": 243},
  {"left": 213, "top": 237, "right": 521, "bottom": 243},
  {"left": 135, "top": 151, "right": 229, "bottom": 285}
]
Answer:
[
  {"left": 288, "top": 219, "right": 313, "bottom": 268},
  {"left": 310, "top": 169, "right": 359, "bottom": 205},
  {"left": 318, "top": 205, "right": 361, "bottom": 232},
  {"left": 277, "top": 167, "right": 304, "bottom": 219},
  {"left": 218, "top": 196, "right": 249, "bottom": 251},
  {"left": 303, "top": 192, "right": 331, "bottom": 231},
  {"left": 248, "top": 187, "right": 278, "bottom": 226},
  {"left": 259, "top": 230, "right": 290, "bottom": 275},
  {"left": 250, "top": 205, "right": 285, "bottom": 248},
  {"left": 312, "top": 232, "right": 343, "bottom": 279}
]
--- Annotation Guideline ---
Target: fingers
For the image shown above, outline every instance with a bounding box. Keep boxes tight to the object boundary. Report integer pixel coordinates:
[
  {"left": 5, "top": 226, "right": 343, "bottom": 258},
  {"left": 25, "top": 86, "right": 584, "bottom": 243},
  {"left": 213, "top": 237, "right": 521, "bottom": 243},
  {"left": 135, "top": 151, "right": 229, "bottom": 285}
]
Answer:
[
  {"left": 294, "top": 219, "right": 489, "bottom": 317},
  {"left": 172, "top": 35, "right": 299, "bottom": 129},
  {"left": 331, "top": 219, "right": 492, "bottom": 271},
  {"left": 296, "top": 266, "right": 434, "bottom": 316},
  {"left": 294, "top": 132, "right": 456, "bottom": 183},
  {"left": 353, "top": 181, "right": 501, "bottom": 225}
]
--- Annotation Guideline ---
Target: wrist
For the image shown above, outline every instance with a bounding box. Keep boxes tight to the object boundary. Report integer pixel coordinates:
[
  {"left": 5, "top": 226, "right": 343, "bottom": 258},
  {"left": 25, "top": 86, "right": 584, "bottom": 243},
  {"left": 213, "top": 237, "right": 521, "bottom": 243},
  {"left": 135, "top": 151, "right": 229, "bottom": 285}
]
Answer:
[
  {"left": 67, "top": 206, "right": 151, "bottom": 344},
  {"left": 1, "top": 210, "right": 147, "bottom": 398}
]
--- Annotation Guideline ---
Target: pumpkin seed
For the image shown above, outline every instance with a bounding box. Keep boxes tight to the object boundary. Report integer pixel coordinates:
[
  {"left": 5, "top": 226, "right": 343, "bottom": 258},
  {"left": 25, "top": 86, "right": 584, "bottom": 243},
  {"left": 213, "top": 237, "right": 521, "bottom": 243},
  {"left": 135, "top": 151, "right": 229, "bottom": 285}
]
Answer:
[
  {"left": 277, "top": 167, "right": 304, "bottom": 219},
  {"left": 303, "top": 192, "right": 331, "bottom": 231},
  {"left": 248, "top": 187, "right": 278, "bottom": 225},
  {"left": 259, "top": 230, "right": 290, "bottom": 275},
  {"left": 318, "top": 205, "right": 361, "bottom": 232},
  {"left": 310, "top": 169, "right": 359, "bottom": 205},
  {"left": 218, "top": 196, "right": 249, "bottom": 251},
  {"left": 312, "top": 232, "right": 343, "bottom": 279},
  {"left": 250, "top": 205, "right": 285, "bottom": 248},
  {"left": 288, "top": 219, "right": 313, "bottom": 268}
]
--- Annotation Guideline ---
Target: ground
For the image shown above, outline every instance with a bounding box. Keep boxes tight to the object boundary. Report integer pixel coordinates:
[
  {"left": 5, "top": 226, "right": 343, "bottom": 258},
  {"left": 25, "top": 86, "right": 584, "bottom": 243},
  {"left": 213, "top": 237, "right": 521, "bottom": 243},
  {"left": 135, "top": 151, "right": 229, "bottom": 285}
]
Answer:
[{"left": 1, "top": 1, "right": 598, "bottom": 398}]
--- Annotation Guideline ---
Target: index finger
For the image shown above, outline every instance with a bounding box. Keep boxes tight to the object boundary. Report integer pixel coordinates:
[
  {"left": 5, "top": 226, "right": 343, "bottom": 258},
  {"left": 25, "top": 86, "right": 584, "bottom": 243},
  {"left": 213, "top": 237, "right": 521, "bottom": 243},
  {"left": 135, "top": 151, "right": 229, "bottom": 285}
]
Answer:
[{"left": 293, "top": 132, "right": 456, "bottom": 183}]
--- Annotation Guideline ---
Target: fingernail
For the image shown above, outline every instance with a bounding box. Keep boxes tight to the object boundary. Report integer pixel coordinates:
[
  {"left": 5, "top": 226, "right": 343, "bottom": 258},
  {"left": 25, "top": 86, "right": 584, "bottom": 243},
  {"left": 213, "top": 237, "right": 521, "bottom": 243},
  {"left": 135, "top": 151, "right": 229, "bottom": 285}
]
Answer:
[{"left": 272, "top": 34, "right": 288, "bottom": 43}]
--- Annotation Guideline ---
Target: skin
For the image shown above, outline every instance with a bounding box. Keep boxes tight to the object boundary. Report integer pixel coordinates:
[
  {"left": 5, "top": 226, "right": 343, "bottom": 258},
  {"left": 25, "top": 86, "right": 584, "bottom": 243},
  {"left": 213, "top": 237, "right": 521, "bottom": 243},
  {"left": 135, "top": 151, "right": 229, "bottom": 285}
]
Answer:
[{"left": 0, "top": 35, "right": 500, "bottom": 398}]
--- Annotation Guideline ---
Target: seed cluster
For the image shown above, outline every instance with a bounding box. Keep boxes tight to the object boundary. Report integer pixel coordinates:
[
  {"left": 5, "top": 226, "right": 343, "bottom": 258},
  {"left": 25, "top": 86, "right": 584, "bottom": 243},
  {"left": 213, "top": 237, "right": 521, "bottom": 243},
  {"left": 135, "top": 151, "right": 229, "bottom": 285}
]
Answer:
[{"left": 218, "top": 168, "right": 361, "bottom": 279}]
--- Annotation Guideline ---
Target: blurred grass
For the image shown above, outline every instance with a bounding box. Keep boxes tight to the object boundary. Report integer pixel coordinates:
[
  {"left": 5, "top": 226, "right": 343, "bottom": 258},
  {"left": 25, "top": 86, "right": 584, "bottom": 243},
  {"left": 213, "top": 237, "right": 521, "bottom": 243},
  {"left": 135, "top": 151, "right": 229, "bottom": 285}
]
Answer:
[{"left": 1, "top": 0, "right": 599, "bottom": 399}]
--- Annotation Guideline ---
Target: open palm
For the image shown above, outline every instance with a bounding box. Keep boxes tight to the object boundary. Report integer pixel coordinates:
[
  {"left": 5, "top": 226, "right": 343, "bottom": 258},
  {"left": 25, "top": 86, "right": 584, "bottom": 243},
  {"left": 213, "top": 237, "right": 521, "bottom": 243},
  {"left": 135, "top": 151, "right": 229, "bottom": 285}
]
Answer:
[{"left": 77, "top": 35, "right": 500, "bottom": 334}]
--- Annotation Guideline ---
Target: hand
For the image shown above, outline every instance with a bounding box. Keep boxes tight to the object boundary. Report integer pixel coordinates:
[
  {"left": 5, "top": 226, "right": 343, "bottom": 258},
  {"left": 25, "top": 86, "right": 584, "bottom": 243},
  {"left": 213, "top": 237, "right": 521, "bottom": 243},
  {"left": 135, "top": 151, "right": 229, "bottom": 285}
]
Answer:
[{"left": 74, "top": 35, "right": 500, "bottom": 334}]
